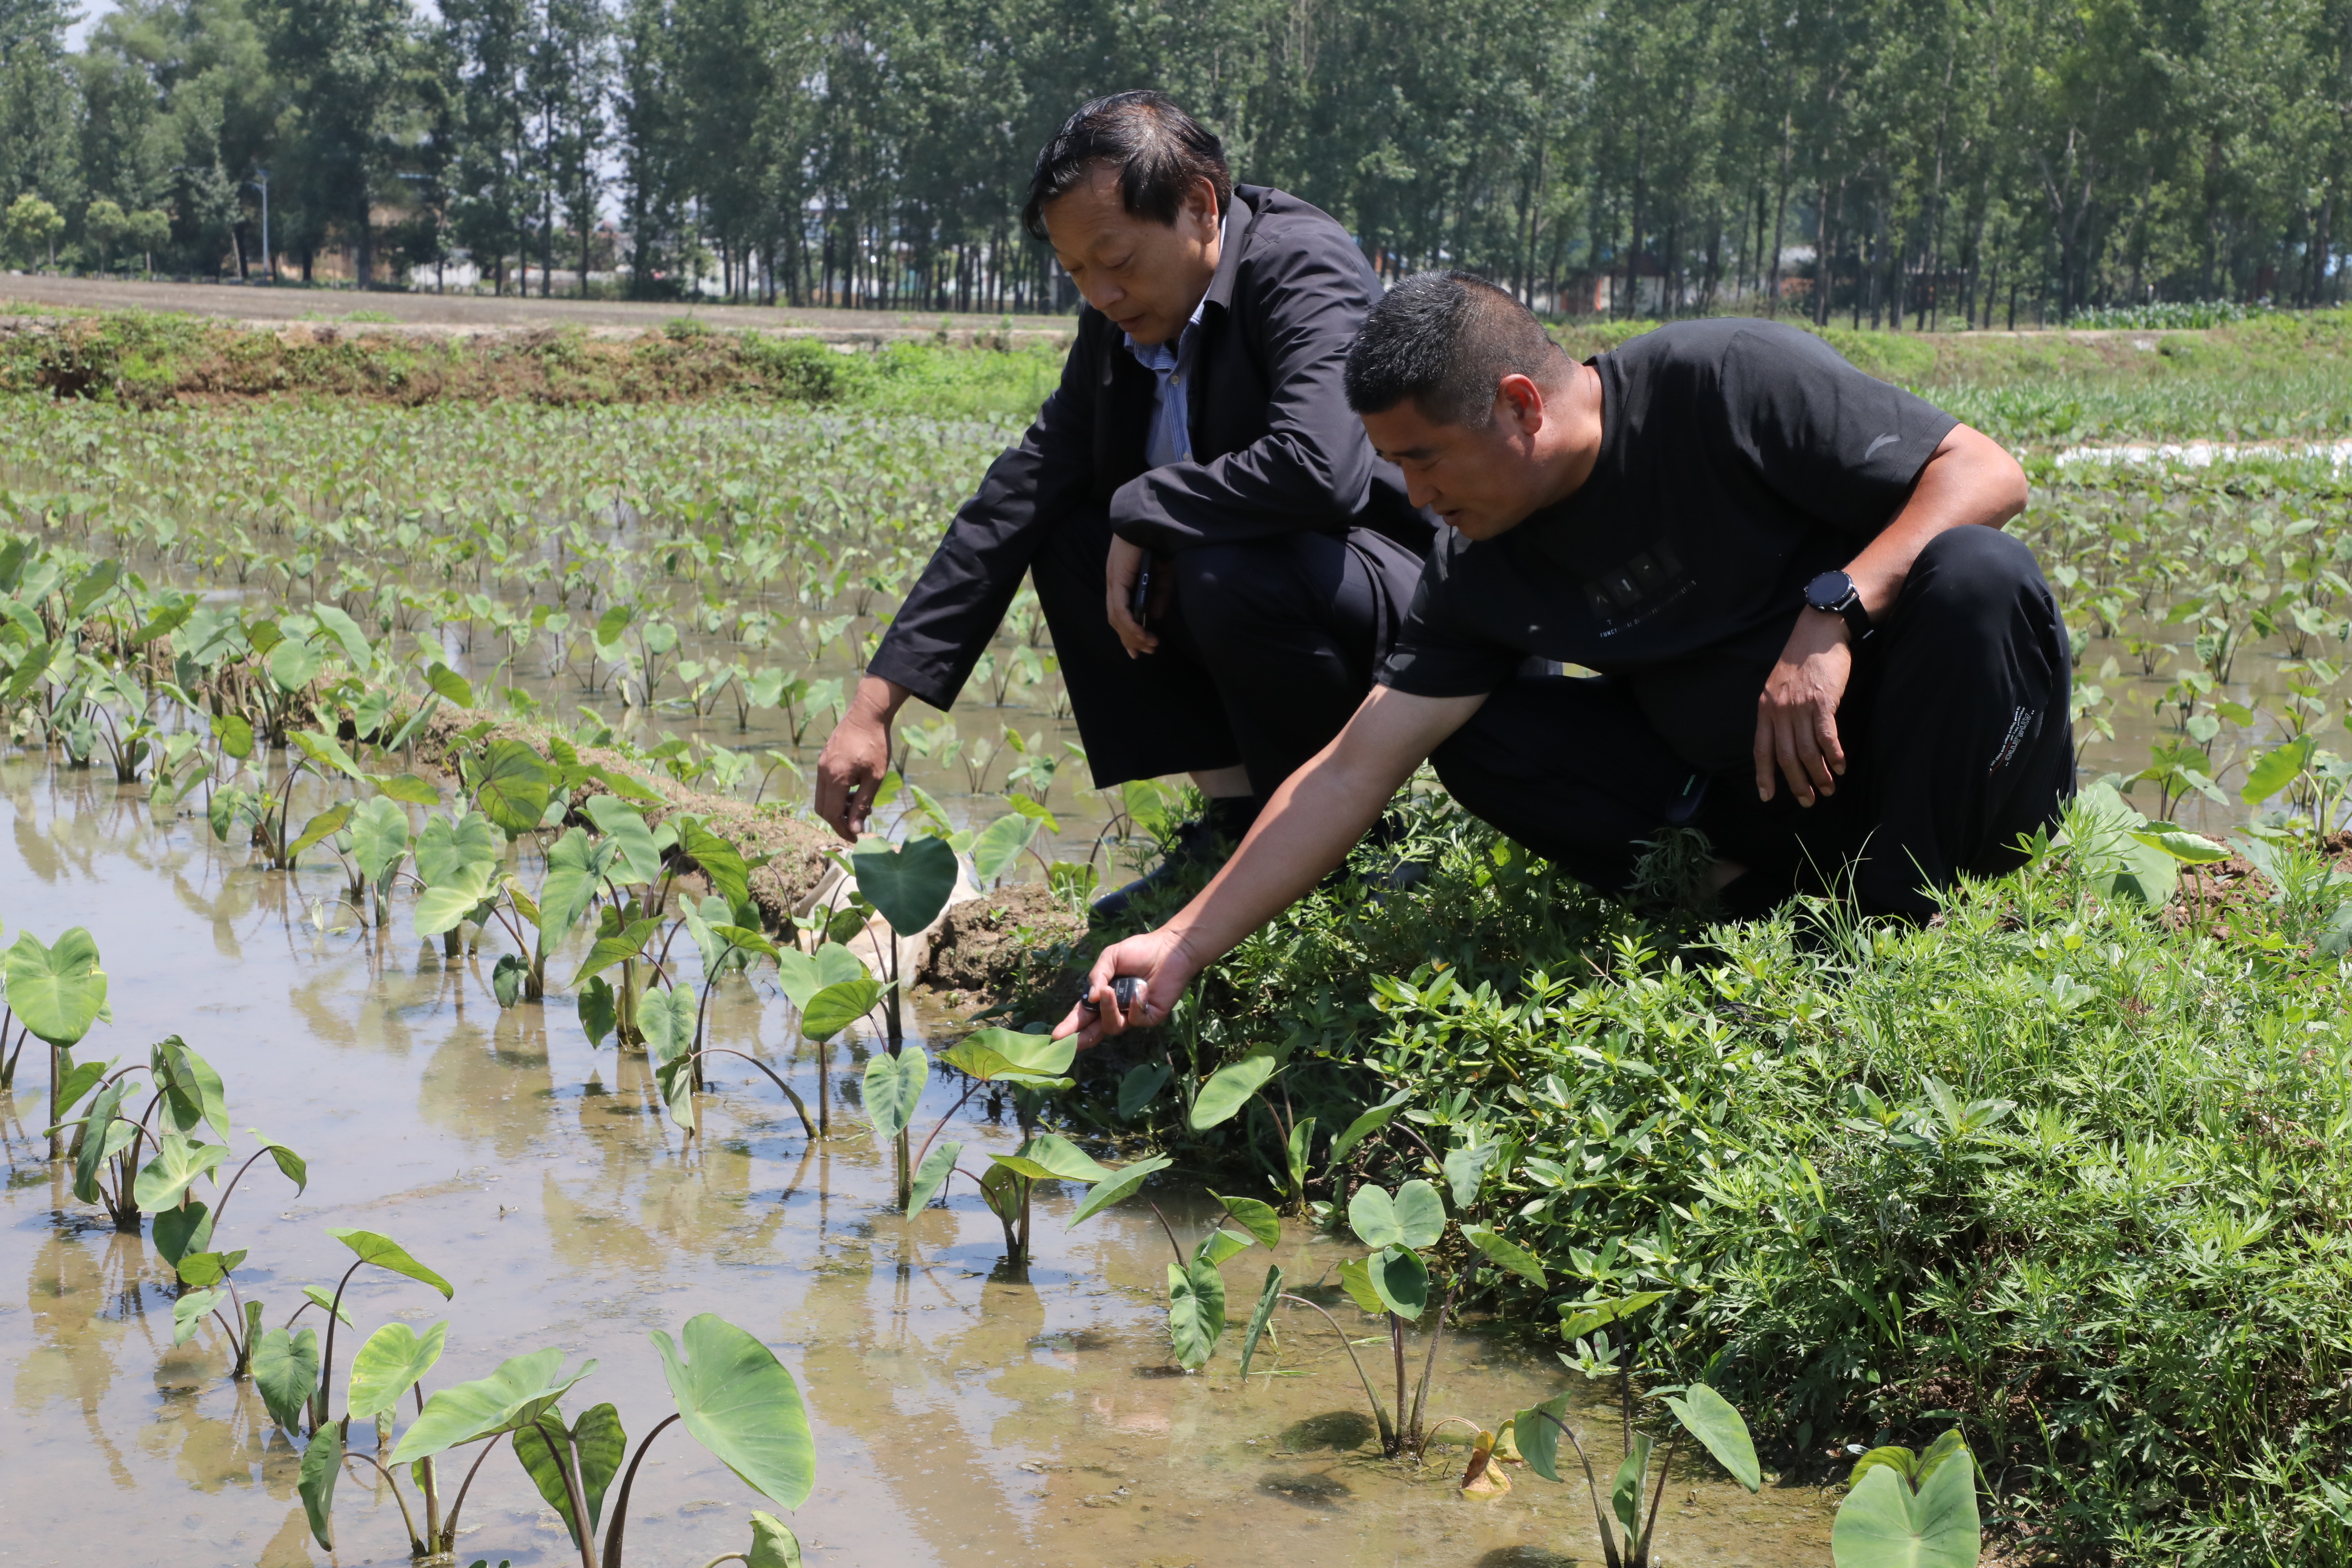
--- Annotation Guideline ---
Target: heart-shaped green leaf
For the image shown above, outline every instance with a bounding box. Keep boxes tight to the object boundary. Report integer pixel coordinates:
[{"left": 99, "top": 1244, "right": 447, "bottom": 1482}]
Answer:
[
  {"left": 992, "top": 1132, "right": 1111, "bottom": 1183},
  {"left": 1327, "top": 1087, "right": 1410, "bottom": 1164},
  {"left": 569, "top": 916, "right": 663, "bottom": 987},
  {"left": 1667, "top": 1382, "right": 1760, "bottom": 1493},
  {"left": 1830, "top": 1452, "right": 1982, "bottom": 1567},
  {"left": 1166, "top": 1260, "right": 1224, "bottom": 1370},
  {"left": 748, "top": 1512, "right": 803, "bottom": 1568},
  {"left": 348, "top": 1320, "right": 450, "bottom": 1422},
  {"left": 347, "top": 796, "right": 411, "bottom": 883},
  {"left": 390, "top": 1347, "right": 597, "bottom": 1463},
  {"left": 425, "top": 661, "right": 475, "bottom": 708},
  {"left": 152, "top": 1200, "right": 214, "bottom": 1265},
  {"left": 800, "top": 976, "right": 879, "bottom": 1041},
  {"left": 1462, "top": 1224, "right": 1546, "bottom": 1287},
  {"left": 287, "top": 801, "right": 354, "bottom": 860},
  {"left": 905, "top": 1139, "right": 963, "bottom": 1217},
  {"left": 133, "top": 1133, "right": 229, "bottom": 1211},
  {"left": 849, "top": 834, "right": 959, "bottom": 936},
  {"left": 651, "top": 1314, "right": 816, "bottom": 1511},
  {"left": 862, "top": 1046, "right": 928, "bottom": 1139},
  {"left": 1211, "top": 1190, "right": 1282, "bottom": 1247},
  {"left": 1513, "top": 1393, "right": 1575, "bottom": 1484},
  {"left": 1190, "top": 1051, "right": 1278, "bottom": 1130},
  {"left": 969, "top": 812, "right": 1038, "bottom": 885},
  {"left": 1116, "top": 1061, "right": 1171, "bottom": 1119},
  {"left": 416, "top": 810, "right": 501, "bottom": 885},
  {"left": 940, "top": 1027, "right": 1076, "bottom": 1084},
  {"left": 253, "top": 1325, "right": 321, "bottom": 1429},
  {"left": 299, "top": 1419, "right": 342, "bottom": 1549},
  {"left": 173, "top": 1286, "right": 226, "bottom": 1347},
  {"left": 5, "top": 927, "right": 107, "bottom": 1047},
  {"left": 1366, "top": 1243, "right": 1429, "bottom": 1319}
]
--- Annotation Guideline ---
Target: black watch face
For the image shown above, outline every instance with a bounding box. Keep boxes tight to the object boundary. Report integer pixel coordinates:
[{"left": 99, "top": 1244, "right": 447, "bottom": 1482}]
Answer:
[{"left": 1805, "top": 571, "right": 1851, "bottom": 610}]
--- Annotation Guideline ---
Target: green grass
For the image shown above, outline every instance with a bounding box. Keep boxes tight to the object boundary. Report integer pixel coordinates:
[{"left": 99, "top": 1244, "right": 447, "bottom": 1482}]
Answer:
[{"left": 1062, "top": 793, "right": 2352, "bottom": 1564}]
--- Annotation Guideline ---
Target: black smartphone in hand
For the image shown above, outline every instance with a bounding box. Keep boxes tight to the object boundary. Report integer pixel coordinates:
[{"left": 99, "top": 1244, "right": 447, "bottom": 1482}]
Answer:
[{"left": 1128, "top": 560, "right": 1153, "bottom": 627}]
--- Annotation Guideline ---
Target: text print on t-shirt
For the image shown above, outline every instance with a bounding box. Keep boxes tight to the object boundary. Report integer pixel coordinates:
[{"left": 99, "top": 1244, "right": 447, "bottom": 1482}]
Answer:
[{"left": 1581, "top": 538, "right": 1694, "bottom": 639}]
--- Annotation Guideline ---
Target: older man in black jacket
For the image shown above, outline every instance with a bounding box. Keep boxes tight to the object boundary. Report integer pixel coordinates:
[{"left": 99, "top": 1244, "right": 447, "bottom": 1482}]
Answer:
[{"left": 814, "top": 92, "right": 1431, "bottom": 906}]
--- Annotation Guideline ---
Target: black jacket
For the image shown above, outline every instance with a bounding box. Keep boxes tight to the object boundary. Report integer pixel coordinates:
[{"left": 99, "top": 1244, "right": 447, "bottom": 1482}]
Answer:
[{"left": 868, "top": 184, "right": 1435, "bottom": 711}]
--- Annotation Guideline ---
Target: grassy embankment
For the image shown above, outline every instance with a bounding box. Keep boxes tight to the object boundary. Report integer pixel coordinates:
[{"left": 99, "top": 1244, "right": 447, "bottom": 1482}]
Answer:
[{"left": 7, "top": 301, "right": 2352, "bottom": 448}]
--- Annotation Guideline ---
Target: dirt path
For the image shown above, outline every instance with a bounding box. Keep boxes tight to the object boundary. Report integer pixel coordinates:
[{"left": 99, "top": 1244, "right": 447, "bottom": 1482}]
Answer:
[{"left": 0, "top": 272, "right": 1076, "bottom": 342}]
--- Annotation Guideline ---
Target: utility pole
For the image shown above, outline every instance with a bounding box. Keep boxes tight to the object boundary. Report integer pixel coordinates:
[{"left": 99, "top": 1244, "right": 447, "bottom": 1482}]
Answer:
[{"left": 246, "top": 169, "right": 273, "bottom": 282}]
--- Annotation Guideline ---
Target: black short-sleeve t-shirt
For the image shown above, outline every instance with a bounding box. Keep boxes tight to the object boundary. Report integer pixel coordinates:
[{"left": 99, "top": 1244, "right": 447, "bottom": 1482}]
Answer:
[{"left": 1376, "top": 319, "right": 1959, "bottom": 771}]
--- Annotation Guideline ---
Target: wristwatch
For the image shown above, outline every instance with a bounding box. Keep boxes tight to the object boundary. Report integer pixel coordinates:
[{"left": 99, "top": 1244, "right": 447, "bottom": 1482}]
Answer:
[{"left": 1804, "top": 570, "right": 1874, "bottom": 643}]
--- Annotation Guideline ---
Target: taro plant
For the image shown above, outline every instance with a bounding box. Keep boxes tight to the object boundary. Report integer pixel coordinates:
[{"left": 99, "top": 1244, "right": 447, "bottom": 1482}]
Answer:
[
  {"left": 1830, "top": 1429, "right": 1985, "bottom": 1567},
  {"left": 1504, "top": 1377, "right": 1763, "bottom": 1568},
  {"left": 50, "top": 1034, "right": 282, "bottom": 1238},
  {"left": 775, "top": 939, "right": 877, "bottom": 1138},
  {"left": 1, "top": 926, "right": 109, "bottom": 1151},
  {"left": 300, "top": 1313, "right": 814, "bottom": 1568}
]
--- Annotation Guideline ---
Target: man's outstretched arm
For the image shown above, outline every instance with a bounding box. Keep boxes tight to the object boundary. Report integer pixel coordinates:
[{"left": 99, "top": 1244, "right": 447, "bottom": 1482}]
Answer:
[{"left": 1054, "top": 685, "right": 1486, "bottom": 1046}]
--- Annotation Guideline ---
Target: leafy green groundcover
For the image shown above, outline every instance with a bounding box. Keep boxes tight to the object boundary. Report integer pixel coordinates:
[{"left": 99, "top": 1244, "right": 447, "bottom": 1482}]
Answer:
[{"left": 1118, "top": 796, "right": 2352, "bottom": 1565}]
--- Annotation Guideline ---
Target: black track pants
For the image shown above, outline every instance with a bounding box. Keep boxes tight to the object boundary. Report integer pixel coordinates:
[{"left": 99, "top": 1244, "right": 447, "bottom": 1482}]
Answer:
[
  {"left": 1430, "top": 526, "right": 2075, "bottom": 916},
  {"left": 1030, "top": 505, "right": 1428, "bottom": 793}
]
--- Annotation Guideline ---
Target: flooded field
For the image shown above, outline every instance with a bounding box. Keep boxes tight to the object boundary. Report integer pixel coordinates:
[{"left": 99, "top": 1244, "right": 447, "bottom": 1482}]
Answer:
[{"left": 0, "top": 761, "right": 1840, "bottom": 1568}]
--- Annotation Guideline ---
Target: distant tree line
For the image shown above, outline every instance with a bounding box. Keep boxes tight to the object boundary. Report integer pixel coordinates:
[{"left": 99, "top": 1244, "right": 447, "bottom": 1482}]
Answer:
[{"left": 0, "top": 0, "right": 2345, "bottom": 321}]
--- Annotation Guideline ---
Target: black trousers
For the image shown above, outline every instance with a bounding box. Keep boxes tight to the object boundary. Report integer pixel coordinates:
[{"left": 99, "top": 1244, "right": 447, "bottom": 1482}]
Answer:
[
  {"left": 1031, "top": 504, "right": 1428, "bottom": 793},
  {"left": 1432, "top": 527, "right": 2075, "bottom": 916}
]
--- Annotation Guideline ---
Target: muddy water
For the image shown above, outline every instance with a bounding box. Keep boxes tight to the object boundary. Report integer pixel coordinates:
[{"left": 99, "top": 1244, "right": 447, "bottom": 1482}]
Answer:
[{"left": 0, "top": 761, "right": 1840, "bottom": 1568}]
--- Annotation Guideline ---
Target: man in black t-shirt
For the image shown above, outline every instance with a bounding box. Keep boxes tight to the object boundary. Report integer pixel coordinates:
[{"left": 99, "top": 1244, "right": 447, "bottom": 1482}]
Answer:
[{"left": 1057, "top": 271, "right": 2071, "bottom": 1043}]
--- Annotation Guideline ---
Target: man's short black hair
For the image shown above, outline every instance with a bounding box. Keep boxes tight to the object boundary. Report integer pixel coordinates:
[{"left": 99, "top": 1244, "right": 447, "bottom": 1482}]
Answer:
[
  {"left": 1020, "top": 91, "right": 1232, "bottom": 243},
  {"left": 1344, "top": 271, "right": 1566, "bottom": 428}
]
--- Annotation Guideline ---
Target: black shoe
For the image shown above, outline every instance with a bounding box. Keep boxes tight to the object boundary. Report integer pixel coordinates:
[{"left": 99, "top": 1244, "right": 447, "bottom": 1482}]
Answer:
[{"left": 1091, "top": 797, "right": 1260, "bottom": 921}]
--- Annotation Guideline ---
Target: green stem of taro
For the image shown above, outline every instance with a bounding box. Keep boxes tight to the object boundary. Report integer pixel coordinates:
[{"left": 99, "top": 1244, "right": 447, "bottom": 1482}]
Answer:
[
  {"left": 314, "top": 1257, "right": 368, "bottom": 1432},
  {"left": 696, "top": 1048, "right": 815, "bottom": 1139},
  {"left": 597, "top": 1412, "right": 681, "bottom": 1568},
  {"left": 344, "top": 1446, "right": 425, "bottom": 1556},
  {"left": 1635, "top": 1430, "right": 1680, "bottom": 1565},
  {"left": 1278, "top": 1293, "right": 1394, "bottom": 1451},
  {"left": 1408, "top": 1285, "right": 1452, "bottom": 1451},
  {"left": 1538, "top": 1407, "right": 1624, "bottom": 1568},
  {"left": 533, "top": 1418, "right": 596, "bottom": 1568},
  {"left": 439, "top": 1434, "right": 502, "bottom": 1549},
  {"left": 1391, "top": 1314, "right": 1407, "bottom": 1453}
]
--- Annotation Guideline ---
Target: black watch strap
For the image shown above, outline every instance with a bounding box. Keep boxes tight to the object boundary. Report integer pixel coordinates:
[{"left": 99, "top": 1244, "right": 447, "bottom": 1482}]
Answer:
[{"left": 1806, "top": 570, "right": 1874, "bottom": 643}]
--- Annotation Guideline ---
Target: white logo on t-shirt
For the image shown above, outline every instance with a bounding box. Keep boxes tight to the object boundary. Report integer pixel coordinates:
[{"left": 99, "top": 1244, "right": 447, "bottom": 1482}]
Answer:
[{"left": 1864, "top": 433, "right": 1900, "bottom": 460}]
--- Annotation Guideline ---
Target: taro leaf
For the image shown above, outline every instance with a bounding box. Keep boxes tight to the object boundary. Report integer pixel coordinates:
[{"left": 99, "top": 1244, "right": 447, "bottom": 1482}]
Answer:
[
  {"left": 1462, "top": 1224, "right": 1546, "bottom": 1288},
  {"left": 5, "top": 927, "right": 108, "bottom": 1046},
  {"left": 1558, "top": 1291, "right": 1668, "bottom": 1343},
  {"left": 577, "top": 976, "right": 617, "bottom": 1047},
  {"left": 1190, "top": 1050, "right": 1279, "bottom": 1131},
  {"left": 574, "top": 1402, "right": 626, "bottom": 1531},
  {"left": 1165, "top": 1259, "right": 1224, "bottom": 1370},
  {"left": 977, "top": 1157, "right": 1022, "bottom": 1222},
  {"left": 153, "top": 1035, "right": 230, "bottom": 1141},
  {"left": 1393, "top": 1180, "right": 1446, "bottom": 1248},
  {"left": 474, "top": 739, "right": 555, "bottom": 838},
  {"left": 775, "top": 943, "right": 868, "bottom": 1010},
  {"left": 309, "top": 603, "right": 373, "bottom": 665},
  {"left": 1117, "top": 1061, "right": 1171, "bottom": 1119},
  {"left": 425, "top": 661, "right": 475, "bottom": 708},
  {"left": 1366, "top": 1243, "right": 1430, "bottom": 1320},
  {"left": 2242, "top": 737, "right": 2316, "bottom": 806},
  {"left": 905, "top": 1139, "right": 963, "bottom": 1217},
  {"left": 347, "top": 796, "right": 410, "bottom": 884},
  {"left": 212, "top": 709, "right": 254, "bottom": 761},
  {"left": 512, "top": 1416, "right": 586, "bottom": 1546},
  {"left": 1666, "top": 1382, "right": 1761, "bottom": 1494},
  {"left": 415, "top": 810, "right": 500, "bottom": 885},
  {"left": 71, "top": 1079, "right": 134, "bottom": 1203},
  {"left": 298, "top": 1419, "right": 343, "bottom": 1550},
  {"left": 172, "top": 1286, "right": 226, "bottom": 1347},
  {"left": 268, "top": 639, "right": 324, "bottom": 693},
  {"left": 374, "top": 772, "right": 441, "bottom": 807},
  {"left": 348, "top": 1320, "right": 450, "bottom": 1421},
  {"left": 286, "top": 801, "right": 354, "bottom": 859},
  {"left": 491, "top": 953, "right": 527, "bottom": 1008},
  {"left": 253, "top": 1326, "right": 322, "bottom": 1429},
  {"left": 1443, "top": 1140, "right": 1500, "bottom": 1209},
  {"left": 569, "top": 916, "right": 663, "bottom": 987},
  {"left": 152, "top": 1200, "right": 214, "bottom": 1266},
  {"left": 1211, "top": 1190, "right": 1282, "bottom": 1247},
  {"left": 653, "top": 1048, "right": 699, "bottom": 1135},
  {"left": 1912, "top": 1429, "right": 1974, "bottom": 1490},
  {"left": 1238, "top": 1265, "right": 1285, "bottom": 1375},
  {"left": 969, "top": 812, "right": 1038, "bottom": 885},
  {"left": 1612, "top": 1433, "right": 1654, "bottom": 1540},
  {"left": 65, "top": 557, "right": 121, "bottom": 618},
  {"left": 2129, "top": 826, "right": 2230, "bottom": 865},
  {"left": 1849, "top": 1445, "right": 1926, "bottom": 1490},
  {"left": 650, "top": 1314, "right": 817, "bottom": 1511},
  {"left": 1336, "top": 1258, "right": 1386, "bottom": 1316},
  {"left": 1514, "top": 1393, "right": 1575, "bottom": 1483},
  {"left": 290, "top": 728, "right": 364, "bottom": 781},
  {"left": 538, "top": 829, "right": 616, "bottom": 944},
  {"left": 994, "top": 1132, "right": 1113, "bottom": 1183},
  {"left": 301, "top": 1284, "right": 356, "bottom": 1328},
  {"left": 514, "top": 1402, "right": 626, "bottom": 1545},
  {"left": 1829, "top": 1455, "right": 1982, "bottom": 1568},
  {"left": 1195, "top": 1229, "right": 1253, "bottom": 1268},
  {"left": 638, "top": 984, "right": 698, "bottom": 1065},
  {"left": 585, "top": 796, "right": 664, "bottom": 886},
  {"left": 1064, "top": 1154, "right": 1173, "bottom": 1229},
  {"left": 133, "top": 1133, "right": 229, "bottom": 1210},
  {"left": 173, "top": 1248, "right": 246, "bottom": 1288},
  {"left": 49, "top": 1056, "right": 106, "bottom": 1119},
  {"left": 415, "top": 866, "right": 497, "bottom": 938},
  {"left": 940, "top": 1027, "right": 1075, "bottom": 1084},
  {"left": 327, "top": 1228, "right": 455, "bottom": 1299},
  {"left": 800, "top": 976, "right": 879, "bottom": 1041},
  {"left": 748, "top": 1511, "right": 803, "bottom": 1568},
  {"left": 389, "top": 1347, "right": 597, "bottom": 1463},
  {"left": 678, "top": 820, "right": 752, "bottom": 909},
  {"left": 848, "top": 834, "right": 959, "bottom": 936},
  {"left": 1348, "top": 1183, "right": 1405, "bottom": 1250},
  {"left": 861, "top": 1046, "right": 929, "bottom": 1140},
  {"left": 1328, "top": 1087, "right": 1411, "bottom": 1165}
]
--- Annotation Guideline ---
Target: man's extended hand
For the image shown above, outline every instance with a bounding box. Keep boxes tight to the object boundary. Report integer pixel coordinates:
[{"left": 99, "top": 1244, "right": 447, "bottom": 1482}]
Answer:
[
  {"left": 813, "top": 675, "right": 907, "bottom": 842},
  {"left": 1755, "top": 610, "right": 1853, "bottom": 806},
  {"left": 1105, "top": 535, "right": 1160, "bottom": 658},
  {"left": 1053, "top": 927, "right": 1207, "bottom": 1047}
]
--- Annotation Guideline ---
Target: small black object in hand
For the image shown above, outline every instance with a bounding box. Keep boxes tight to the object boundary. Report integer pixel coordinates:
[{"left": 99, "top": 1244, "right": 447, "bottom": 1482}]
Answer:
[{"left": 1080, "top": 975, "right": 1148, "bottom": 1017}]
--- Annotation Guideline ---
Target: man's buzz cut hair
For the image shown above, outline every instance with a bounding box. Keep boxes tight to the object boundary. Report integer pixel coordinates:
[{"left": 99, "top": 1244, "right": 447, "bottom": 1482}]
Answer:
[
  {"left": 1344, "top": 271, "right": 1567, "bottom": 428},
  {"left": 1021, "top": 91, "right": 1232, "bottom": 243}
]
